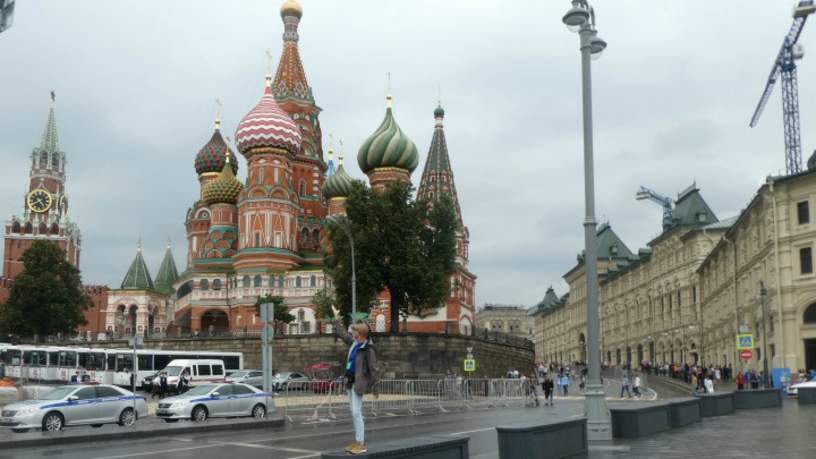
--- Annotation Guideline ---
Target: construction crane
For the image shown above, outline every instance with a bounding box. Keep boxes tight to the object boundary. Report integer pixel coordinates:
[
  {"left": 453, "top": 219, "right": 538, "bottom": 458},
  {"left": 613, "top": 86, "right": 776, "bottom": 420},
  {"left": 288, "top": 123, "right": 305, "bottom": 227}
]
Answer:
[
  {"left": 636, "top": 186, "right": 673, "bottom": 230},
  {"left": 749, "top": 1, "right": 816, "bottom": 175}
]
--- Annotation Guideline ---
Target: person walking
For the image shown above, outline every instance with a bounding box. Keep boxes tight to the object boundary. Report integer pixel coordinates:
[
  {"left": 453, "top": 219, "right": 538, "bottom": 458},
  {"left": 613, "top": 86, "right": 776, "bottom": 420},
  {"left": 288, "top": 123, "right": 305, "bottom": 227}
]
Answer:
[
  {"left": 559, "top": 373, "right": 570, "bottom": 397},
  {"left": 736, "top": 371, "right": 745, "bottom": 390},
  {"left": 620, "top": 374, "right": 632, "bottom": 398},
  {"left": 632, "top": 374, "right": 642, "bottom": 398},
  {"left": 542, "top": 375, "right": 554, "bottom": 406},
  {"left": 332, "top": 306, "right": 380, "bottom": 455},
  {"left": 704, "top": 375, "right": 715, "bottom": 394}
]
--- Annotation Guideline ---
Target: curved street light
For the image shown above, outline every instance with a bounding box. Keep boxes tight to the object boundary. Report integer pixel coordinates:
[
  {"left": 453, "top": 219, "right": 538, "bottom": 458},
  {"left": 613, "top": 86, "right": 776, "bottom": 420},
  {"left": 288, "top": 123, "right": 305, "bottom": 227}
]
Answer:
[{"left": 327, "top": 214, "right": 357, "bottom": 318}]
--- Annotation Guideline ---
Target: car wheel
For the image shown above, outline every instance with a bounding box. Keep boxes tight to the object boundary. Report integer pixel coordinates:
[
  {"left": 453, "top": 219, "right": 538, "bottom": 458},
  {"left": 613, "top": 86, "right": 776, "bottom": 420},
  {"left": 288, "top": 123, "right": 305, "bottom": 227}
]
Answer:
[
  {"left": 118, "top": 408, "right": 136, "bottom": 427},
  {"left": 251, "top": 404, "right": 266, "bottom": 419},
  {"left": 91, "top": 424, "right": 103, "bottom": 428},
  {"left": 191, "top": 405, "right": 208, "bottom": 422},
  {"left": 163, "top": 419, "right": 179, "bottom": 423},
  {"left": 42, "top": 412, "right": 64, "bottom": 432},
  {"left": 11, "top": 428, "right": 30, "bottom": 433}
]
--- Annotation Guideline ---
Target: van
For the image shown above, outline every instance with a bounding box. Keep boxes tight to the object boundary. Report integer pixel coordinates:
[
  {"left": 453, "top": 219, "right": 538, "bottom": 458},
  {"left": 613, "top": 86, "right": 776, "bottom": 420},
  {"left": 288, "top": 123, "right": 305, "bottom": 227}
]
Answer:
[{"left": 159, "top": 359, "right": 226, "bottom": 387}]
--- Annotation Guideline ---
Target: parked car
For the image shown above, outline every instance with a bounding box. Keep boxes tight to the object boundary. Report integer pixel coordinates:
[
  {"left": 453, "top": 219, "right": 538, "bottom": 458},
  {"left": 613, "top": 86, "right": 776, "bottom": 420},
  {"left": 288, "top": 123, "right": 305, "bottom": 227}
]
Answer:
[
  {"left": 272, "top": 372, "right": 310, "bottom": 392},
  {"left": 225, "top": 370, "right": 263, "bottom": 388},
  {"left": 0, "top": 384, "right": 147, "bottom": 433},
  {"left": 787, "top": 378, "right": 816, "bottom": 395},
  {"left": 155, "top": 383, "right": 272, "bottom": 422}
]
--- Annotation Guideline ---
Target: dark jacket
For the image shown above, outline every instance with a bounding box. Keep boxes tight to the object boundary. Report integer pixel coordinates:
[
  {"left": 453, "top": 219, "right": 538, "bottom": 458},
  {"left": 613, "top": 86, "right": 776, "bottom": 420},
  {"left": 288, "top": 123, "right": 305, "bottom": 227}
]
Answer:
[{"left": 335, "top": 319, "right": 380, "bottom": 395}]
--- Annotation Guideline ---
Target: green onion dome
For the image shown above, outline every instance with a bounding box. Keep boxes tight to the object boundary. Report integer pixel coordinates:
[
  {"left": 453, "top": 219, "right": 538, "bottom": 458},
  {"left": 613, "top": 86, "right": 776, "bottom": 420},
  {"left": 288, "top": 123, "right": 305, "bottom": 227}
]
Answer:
[
  {"left": 195, "top": 121, "right": 238, "bottom": 176},
  {"left": 322, "top": 164, "right": 354, "bottom": 199},
  {"left": 357, "top": 95, "right": 419, "bottom": 174},
  {"left": 202, "top": 159, "right": 243, "bottom": 205}
]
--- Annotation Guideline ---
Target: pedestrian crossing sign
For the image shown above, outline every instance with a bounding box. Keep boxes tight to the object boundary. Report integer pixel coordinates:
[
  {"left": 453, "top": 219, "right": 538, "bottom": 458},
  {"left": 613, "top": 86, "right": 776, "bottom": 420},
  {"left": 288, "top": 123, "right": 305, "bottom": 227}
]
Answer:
[
  {"left": 464, "top": 358, "right": 476, "bottom": 372},
  {"left": 736, "top": 333, "right": 754, "bottom": 350}
]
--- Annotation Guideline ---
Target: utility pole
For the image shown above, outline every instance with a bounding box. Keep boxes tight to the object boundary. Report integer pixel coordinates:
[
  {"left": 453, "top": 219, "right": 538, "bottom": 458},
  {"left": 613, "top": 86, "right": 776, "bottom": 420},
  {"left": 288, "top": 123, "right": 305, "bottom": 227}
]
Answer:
[
  {"left": 260, "top": 301, "right": 275, "bottom": 413},
  {"left": 760, "top": 282, "right": 770, "bottom": 388}
]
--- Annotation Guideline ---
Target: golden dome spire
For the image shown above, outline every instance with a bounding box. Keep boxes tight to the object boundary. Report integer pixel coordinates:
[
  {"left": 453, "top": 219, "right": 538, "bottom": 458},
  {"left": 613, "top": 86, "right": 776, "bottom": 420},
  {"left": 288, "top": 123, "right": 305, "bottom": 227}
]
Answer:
[{"left": 280, "top": 0, "right": 303, "bottom": 19}]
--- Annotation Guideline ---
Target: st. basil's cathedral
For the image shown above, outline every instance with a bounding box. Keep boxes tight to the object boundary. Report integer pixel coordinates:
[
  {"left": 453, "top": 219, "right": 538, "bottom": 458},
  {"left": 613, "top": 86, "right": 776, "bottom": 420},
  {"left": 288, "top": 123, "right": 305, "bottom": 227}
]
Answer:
[{"left": 2, "top": 0, "right": 476, "bottom": 338}]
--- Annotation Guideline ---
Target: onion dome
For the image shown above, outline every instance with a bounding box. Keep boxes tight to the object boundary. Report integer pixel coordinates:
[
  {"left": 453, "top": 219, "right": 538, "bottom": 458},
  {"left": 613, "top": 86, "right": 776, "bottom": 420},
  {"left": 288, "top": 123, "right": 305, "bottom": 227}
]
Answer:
[
  {"left": 235, "top": 76, "right": 302, "bottom": 157},
  {"left": 434, "top": 104, "right": 445, "bottom": 118},
  {"left": 195, "top": 118, "right": 238, "bottom": 176},
  {"left": 280, "top": 0, "right": 303, "bottom": 18},
  {"left": 323, "top": 148, "right": 355, "bottom": 199},
  {"left": 357, "top": 95, "right": 419, "bottom": 174},
  {"left": 202, "top": 156, "right": 243, "bottom": 205}
]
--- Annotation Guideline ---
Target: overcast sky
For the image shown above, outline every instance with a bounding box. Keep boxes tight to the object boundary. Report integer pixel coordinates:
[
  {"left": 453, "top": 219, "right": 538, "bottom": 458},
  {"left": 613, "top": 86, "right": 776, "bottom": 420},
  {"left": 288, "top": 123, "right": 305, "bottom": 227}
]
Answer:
[{"left": 0, "top": 1, "right": 813, "bottom": 308}]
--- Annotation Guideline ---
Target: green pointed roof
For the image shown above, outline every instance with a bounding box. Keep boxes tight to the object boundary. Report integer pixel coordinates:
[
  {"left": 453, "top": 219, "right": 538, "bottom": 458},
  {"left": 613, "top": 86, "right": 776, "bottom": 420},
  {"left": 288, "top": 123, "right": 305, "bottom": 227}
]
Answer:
[
  {"left": 417, "top": 103, "right": 463, "bottom": 227},
  {"left": 121, "top": 245, "right": 155, "bottom": 291},
  {"left": 596, "top": 223, "right": 634, "bottom": 259},
  {"left": 670, "top": 186, "right": 718, "bottom": 227},
  {"left": 154, "top": 245, "right": 179, "bottom": 294},
  {"left": 40, "top": 96, "right": 59, "bottom": 153}
]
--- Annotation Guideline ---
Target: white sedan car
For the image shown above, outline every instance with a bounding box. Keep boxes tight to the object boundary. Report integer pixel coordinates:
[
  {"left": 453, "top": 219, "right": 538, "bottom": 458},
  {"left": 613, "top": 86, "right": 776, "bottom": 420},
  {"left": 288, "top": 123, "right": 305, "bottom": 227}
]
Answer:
[
  {"left": 155, "top": 383, "right": 273, "bottom": 422},
  {"left": 787, "top": 379, "right": 816, "bottom": 395},
  {"left": 0, "top": 384, "right": 147, "bottom": 433}
]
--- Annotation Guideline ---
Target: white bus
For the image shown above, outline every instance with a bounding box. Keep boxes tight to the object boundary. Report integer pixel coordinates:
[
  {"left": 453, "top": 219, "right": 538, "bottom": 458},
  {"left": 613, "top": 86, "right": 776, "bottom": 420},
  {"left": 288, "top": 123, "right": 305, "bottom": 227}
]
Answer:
[{"left": 0, "top": 345, "right": 243, "bottom": 386}]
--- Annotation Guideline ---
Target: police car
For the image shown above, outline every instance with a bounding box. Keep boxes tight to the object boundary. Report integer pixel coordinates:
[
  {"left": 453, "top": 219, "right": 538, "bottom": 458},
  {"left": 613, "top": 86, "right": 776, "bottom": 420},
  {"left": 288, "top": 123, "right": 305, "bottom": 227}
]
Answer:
[
  {"left": 155, "top": 383, "right": 272, "bottom": 422},
  {"left": 0, "top": 384, "right": 147, "bottom": 433}
]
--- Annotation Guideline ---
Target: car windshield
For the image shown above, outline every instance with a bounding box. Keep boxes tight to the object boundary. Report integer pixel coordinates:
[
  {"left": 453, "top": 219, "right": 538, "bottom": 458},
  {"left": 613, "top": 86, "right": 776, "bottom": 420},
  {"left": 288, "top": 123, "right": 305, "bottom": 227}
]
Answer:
[
  {"left": 38, "top": 386, "right": 77, "bottom": 400},
  {"left": 274, "top": 372, "right": 290, "bottom": 379},
  {"left": 164, "top": 366, "right": 182, "bottom": 376},
  {"left": 229, "top": 371, "right": 249, "bottom": 378},
  {"left": 184, "top": 384, "right": 218, "bottom": 396}
]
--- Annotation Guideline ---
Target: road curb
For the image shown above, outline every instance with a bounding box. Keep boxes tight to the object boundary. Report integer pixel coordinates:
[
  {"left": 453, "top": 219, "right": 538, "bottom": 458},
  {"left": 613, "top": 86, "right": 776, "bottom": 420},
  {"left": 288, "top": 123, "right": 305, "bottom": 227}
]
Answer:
[{"left": 0, "top": 416, "right": 285, "bottom": 450}]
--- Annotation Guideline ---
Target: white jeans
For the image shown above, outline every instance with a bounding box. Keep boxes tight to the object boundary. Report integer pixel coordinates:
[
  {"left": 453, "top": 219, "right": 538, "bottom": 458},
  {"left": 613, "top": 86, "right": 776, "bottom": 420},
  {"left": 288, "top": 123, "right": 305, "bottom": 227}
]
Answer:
[{"left": 348, "top": 389, "right": 364, "bottom": 443}]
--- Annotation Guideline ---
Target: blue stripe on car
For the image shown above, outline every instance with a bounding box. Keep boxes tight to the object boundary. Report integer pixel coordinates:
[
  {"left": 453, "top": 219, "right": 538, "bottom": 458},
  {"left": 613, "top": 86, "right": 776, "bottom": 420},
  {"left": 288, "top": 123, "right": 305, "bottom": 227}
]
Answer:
[{"left": 40, "top": 395, "right": 144, "bottom": 409}]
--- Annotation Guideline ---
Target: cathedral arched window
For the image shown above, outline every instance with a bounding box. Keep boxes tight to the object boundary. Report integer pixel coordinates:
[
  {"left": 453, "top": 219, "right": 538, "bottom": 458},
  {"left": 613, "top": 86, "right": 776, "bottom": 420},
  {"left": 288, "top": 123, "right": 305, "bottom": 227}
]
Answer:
[
  {"left": 277, "top": 275, "right": 284, "bottom": 288},
  {"left": 200, "top": 279, "right": 209, "bottom": 291},
  {"left": 53, "top": 155, "right": 60, "bottom": 170},
  {"left": 295, "top": 277, "right": 302, "bottom": 288},
  {"left": 242, "top": 276, "right": 250, "bottom": 288},
  {"left": 310, "top": 275, "right": 316, "bottom": 287},
  {"left": 301, "top": 228, "right": 309, "bottom": 246},
  {"left": 299, "top": 180, "right": 306, "bottom": 197},
  {"left": 253, "top": 275, "right": 262, "bottom": 287},
  {"left": 39, "top": 151, "right": 48, "bottom": 168},
  {"left": 312, "top": 229, "right": 320, "bottom": 245},
  {"left": 50, "top": 223, "right": 59, "bottom": 234},
  {"left": 38, "top": 223, "right": 47, "bottom": 234},
  {"left": 805, "top": 303, "right": 816, "bottom": 324},
  {"left": 11, "top": 221, "right": 20, "bottom": 233},
  {"left": 212, "top": 279, "right": 222, "bottom": 290}
]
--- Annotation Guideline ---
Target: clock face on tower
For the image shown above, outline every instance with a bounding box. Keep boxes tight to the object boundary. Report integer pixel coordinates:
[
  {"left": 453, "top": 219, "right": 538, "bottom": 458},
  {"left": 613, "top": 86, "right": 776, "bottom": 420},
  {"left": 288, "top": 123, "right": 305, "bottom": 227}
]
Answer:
[{"left": 27, "top": 188, "right": 53, "bottom": 213}]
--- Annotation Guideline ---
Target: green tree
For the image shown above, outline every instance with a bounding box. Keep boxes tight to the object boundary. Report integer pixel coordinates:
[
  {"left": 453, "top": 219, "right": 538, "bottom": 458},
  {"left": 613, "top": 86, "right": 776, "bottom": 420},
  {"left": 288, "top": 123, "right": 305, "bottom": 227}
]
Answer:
[
  {"left": 324, "top": 181, "right": 457, "bottom": 333},
  {"left": 254, "top": 295, "right": 295, "bottom": 334},
  {"left": 312, "top": 287, "right": 336, "bottom": 322},
  {"left": 0, "top": 241, "right": 89, "bottom": 340}
]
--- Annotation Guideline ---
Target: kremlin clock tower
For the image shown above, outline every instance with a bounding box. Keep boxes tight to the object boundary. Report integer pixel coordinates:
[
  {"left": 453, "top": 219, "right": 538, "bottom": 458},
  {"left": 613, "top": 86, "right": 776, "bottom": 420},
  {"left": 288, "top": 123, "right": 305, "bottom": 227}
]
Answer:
[{"left": 3, "top": 93, "right": 81, "bottom": 280}]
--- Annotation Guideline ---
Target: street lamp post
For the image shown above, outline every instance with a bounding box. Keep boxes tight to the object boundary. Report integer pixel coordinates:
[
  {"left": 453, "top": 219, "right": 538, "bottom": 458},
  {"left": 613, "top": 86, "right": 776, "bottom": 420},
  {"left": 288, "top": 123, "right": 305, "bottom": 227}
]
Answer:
[
  {"left": 562, "top": 0, "right": 610, "bottom": 441},
  {"left": 759, "top": 282, "right": 770, "bottom": 388},
  {"left": 328, "top": 215, "right": 357, "bottom": 318}
]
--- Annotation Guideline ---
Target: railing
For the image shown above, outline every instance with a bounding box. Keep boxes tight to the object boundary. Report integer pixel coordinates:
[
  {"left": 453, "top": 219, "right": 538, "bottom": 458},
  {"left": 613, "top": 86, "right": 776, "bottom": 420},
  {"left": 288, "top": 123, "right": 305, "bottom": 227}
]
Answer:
[{"left": 277, "top": 378, "right": 537, "bottom": 425}]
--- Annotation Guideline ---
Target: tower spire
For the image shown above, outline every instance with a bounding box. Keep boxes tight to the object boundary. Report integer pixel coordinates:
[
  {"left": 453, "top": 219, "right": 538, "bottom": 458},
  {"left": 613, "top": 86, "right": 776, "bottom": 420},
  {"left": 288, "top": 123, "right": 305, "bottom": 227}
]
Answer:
[
  {"left": 40, "top": 91, "right": 59, "bottom": 153},
  {"left": 214, "top": 98, "right": 222, "bottom": 130},
  {"left": 418, "top": 102, "right": 462, "bottom": 227},
  {"left": 273, "top": 0, "right": 310, "bottom": 101}
]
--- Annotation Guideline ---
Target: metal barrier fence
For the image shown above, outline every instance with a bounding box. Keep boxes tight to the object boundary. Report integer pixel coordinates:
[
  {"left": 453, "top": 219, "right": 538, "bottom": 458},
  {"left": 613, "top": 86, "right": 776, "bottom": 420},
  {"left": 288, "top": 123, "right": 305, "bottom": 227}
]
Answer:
[{"left": 278, "top": 378, "right": 538, "bottom": 424}]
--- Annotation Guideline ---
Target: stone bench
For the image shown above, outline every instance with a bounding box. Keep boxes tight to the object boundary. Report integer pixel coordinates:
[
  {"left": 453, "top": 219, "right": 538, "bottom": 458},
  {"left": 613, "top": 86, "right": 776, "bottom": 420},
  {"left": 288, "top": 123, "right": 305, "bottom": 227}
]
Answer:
[
  {"left": 496, "top": 417, "right": 587, "bottom": 459},
  {"left": 695, "top": 392, "right": 735, "bottom": 417},
  {"left": 321, "top": 436, "right": 469, "bottom": 459},
  {"left": 798, "top": 387, "right": 816, "bottom": 405},
  {"left": 609, "top": 403, "right": 671, "bottom": 438},
  {"left": 734, "top": 388, "right": 782, "bottom": 409},
  {"left": 667, "top": 397, "right": 701, "bottom": 428}
]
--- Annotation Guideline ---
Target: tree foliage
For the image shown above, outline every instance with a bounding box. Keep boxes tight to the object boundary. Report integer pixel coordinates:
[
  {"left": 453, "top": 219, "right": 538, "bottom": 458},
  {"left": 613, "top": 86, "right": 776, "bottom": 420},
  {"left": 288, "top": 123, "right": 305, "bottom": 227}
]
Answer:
[
  {"left": 0, "top": 241, "right": 89, "bottom": 340},
  {"left": 324, "top": 181, "right": 457, "bottom": 333},
  {"left": 254, "top": 295, "right": 295, "bottom": 334}
]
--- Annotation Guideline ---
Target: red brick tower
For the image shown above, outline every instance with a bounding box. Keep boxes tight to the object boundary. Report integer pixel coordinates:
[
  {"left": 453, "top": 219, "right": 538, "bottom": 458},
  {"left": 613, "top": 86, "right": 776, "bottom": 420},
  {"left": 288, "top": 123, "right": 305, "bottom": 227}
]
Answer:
[
  {"left": 3, "top": 93, "right": 81, "bottom": 279},
  {"left": 274, "top": 0, "right": 327, "bottom": 260}
]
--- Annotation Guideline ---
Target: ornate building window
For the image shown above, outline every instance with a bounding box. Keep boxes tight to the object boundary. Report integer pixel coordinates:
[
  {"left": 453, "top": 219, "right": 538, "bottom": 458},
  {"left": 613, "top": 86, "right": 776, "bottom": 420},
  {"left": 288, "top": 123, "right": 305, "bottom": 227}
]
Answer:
[
  {"left": 296, "top": 277, "right": 302, "bottom": 288},
  {"left": 253, "top": 275, "right": 262, "bottom": 287},
  {"left": 801, "top": 247, "right": 813, "bottom": 275},
  {"left": 310, "top": 275, "right": 316, "bottom": 287},
  {"left": 299, "top": 180, "right": 306, "bottom": 197},
  {"left": 39, "top": 151, "right": 48, "bottom": 168},
  {"left": 212, "top": 278, "right": 222, "bottom": 290},
  {"left": 242, "top": 276, "right": 250, "bottom": 288},
  {"left": 313, "top": 229, "right": 320, "bottom": 245},
  {"left": 200, "top": 279, "right": 209, "bottom": 290},
  {"left": 277, "top": 275, "right": 284, "bottom": 288},
  {"left": 799, "top": 201, "right": 810, "bottom": 225},
  {"left": 804, "top": 303, "right": 816, "bottom": 324}
]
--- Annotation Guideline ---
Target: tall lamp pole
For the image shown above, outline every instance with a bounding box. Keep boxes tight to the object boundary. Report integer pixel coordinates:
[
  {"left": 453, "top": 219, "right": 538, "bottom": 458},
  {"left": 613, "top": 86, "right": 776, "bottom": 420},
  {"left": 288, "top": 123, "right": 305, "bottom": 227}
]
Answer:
[
  {"left": 759, "top": 281, "right": 770, "bottom": 388},
  {"left": 328, "top": 215, "right": 357, "bottom": 318},
  {"left": 563, "top": 0, "right": 610, "bottom": 441}
]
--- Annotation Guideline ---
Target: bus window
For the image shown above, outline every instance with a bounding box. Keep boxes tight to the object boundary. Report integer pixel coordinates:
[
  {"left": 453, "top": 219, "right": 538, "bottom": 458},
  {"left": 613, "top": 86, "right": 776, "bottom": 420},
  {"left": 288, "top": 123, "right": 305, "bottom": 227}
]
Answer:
[
  {"left": 59, "top": 351, "right": 77, "bottom": 367},
  {"left": 81, "top": 353, "right": 104, "bottom": 371},
  {"left": 32, "top": 351, "right": 46, "bottom": 366},
  {"left": 79, "top": 352, "right": 89, "bottom": 368},
  {"left": 107, "top": 354, "right": 116, "bottom": 371},
  {"left": 116, "top": 354, "right": 134, "bottom": 372},
  {"left": 212, "top": 364, "right": 224, "bottom": 376},
  {"left": 221, "top": 356, "right": 240, "bottom": 370},
  {"left": 48, "top": 352, "right": 59, "bottom": 366},
  {"left": 138, "top": 355, "right": 153, "bottom": 371},
  {"left": 22, "top": 351, "right": 32, "bottom": 365},
  {"left": 154, "top": 354, "right": 172, "bottom": 370},
  {"left": 92, "top": 353, "right": 106, "bottom": 370},
  {"left": 9, "top": 349, "right": 21, "bottom": 365},
  {"left": 197, "top": 365, "right": 211, "bottom": 376}
]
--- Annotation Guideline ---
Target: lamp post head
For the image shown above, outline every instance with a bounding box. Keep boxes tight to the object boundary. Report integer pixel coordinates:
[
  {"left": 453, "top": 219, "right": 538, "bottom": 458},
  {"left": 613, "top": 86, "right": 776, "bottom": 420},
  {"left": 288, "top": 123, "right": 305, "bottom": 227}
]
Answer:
[
  {"left": 590, "top": 31, "right": 607, "bottom": 59},
  {"left": 563, "top": 1, "right": 590, "bottom": 32}
]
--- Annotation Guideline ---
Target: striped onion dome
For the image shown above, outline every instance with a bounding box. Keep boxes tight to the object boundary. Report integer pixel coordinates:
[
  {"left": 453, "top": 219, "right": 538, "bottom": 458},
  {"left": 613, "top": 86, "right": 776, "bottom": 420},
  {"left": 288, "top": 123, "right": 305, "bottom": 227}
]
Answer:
[
  {"left": 202, "top": 158, "right": 243, "bottom": 205},
  {"left": 322, "top": 164, "right": 354, "bottom": 199},
  {"left": 280, "top": 0, "right": 303, "bottom": 18},
  {"left": 235, "top": 76, "right": 302, "bottom": 157},
  {"left": 195, "top": 120, "right": 238, "bottom": 176},
  {"left": 357, "top": 95, "right": 419, "bottom": 174}
]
